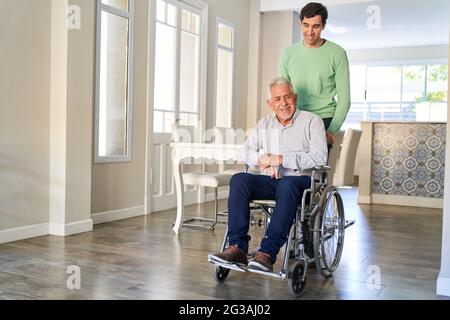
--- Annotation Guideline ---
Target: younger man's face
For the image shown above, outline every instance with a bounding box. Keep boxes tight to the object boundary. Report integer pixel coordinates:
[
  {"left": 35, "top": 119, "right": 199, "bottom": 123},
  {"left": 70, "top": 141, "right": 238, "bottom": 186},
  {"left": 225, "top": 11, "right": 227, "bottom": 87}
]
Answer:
[{"left": 301, "top": 15, "right": 325, "bottom": 46}]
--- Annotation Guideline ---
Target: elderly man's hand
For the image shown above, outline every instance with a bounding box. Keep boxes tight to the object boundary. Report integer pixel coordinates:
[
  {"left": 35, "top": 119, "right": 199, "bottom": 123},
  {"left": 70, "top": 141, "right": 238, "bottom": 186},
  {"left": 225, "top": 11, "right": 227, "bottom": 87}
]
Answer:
[
  {"left": 259, "top": 154, "right": 283, "bottom": 171},
  {"left": 266, "top": 166, "right": 280, "bottom": 179}
]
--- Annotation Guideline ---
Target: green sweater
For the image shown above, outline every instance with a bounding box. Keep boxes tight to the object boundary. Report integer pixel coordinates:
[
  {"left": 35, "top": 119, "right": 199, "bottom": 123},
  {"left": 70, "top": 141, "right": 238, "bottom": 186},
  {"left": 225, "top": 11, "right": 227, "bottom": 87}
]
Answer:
[{"left": 278, "top": 40, "right": 351, "bottom": 134}]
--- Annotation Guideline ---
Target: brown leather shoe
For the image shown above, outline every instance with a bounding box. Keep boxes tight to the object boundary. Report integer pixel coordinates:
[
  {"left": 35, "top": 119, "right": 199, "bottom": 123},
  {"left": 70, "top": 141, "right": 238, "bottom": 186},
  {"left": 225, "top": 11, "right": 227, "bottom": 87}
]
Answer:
[
  {"left": 208, "top": 244, "right": 248, "bottom": 266},
  {"left": 248, "top": 251, "right": 273, "bottom": 272}
]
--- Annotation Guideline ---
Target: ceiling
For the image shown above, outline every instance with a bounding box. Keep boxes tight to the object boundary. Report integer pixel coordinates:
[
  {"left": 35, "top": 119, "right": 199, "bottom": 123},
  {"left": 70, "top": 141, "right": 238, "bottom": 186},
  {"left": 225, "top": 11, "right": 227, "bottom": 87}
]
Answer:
[{"left": 261, "top": 0, "right": 450, "bottom": 50}]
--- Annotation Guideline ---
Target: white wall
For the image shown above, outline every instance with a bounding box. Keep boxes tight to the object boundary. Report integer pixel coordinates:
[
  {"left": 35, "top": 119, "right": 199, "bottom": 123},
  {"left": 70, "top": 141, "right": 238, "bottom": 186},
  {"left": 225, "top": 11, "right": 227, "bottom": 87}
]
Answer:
[
  {"left": 348, "top": 45, "right": 449, "bottom": 64},
  {"left": 259, "top": 11, "right": 296, "bottom": 119},
  {"left": 246, "top": 0, "right": 263, "bottom": 129},
  {"left": 0, "top": 0, "right": 51, "bottom": 230}
]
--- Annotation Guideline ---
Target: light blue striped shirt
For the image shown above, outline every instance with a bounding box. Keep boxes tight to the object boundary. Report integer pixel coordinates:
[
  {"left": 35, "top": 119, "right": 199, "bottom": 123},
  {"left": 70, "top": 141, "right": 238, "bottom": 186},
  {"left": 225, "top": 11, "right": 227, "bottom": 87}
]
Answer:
[{"left": 244, "top": 110, "right": 327, "bottom": 177}]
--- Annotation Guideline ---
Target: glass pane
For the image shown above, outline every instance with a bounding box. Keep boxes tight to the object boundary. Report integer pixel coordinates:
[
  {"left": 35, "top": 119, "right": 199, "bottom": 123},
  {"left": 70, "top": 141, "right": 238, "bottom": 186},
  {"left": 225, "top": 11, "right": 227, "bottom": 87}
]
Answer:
[
  {"left": 164, "top": 112, "right": 174, "bottom": 133},
  {"left": 182, "top": 10, "right": 189, "bottom": 32},
  {"left": 156, "top": 0, "right": 166, "bottom": 23},
  {"left": 182, "top": 10, "right": 200, "bottom": 34},
  {"left": 102, "top": 0, "right": 128, "bottom": 11},
  {"left": 343, "top": 103, "right": 365, "bottom": 130},
  {"left": 427, "top": 64, "right": 448, "bottom": 102},
  {"left": 98, "top": 12, "right": 129, "bottom": 157},
  {"left": 167, "top": 3, "right": 177, "bottom": 27},
  {"left": 349, "top": 65, "right": 366, "bottom": 102},
  {"left": 154, "top": 22, "right": 176, "bottom": 112},
  {"left": 179, "top": 31, "right": 200, "bottom": 113},
  {"left": 402, "top": 103, "right": 416, "bottom": 121},
  {"left": 153, "top": 111, "right": 164, "bottom": 133},
  {"left": 367, "top": 66, "right": 401, "bottom": 102},
  {"left": 402, "top": 66, "right": 425, "bottom": 102},
  {"left": 180, "top": 113, "right": 198, "bottom": 127},
  {"left": 191, "top": 13, "right": 200, "bottom": 34},
  {"left": 218, "top": 23, "right": 233, "bottom": 48},
  {"left": 153, "top": 111, "right": 174, "bottom": 133},
  {"left": 215, "top": 48, "right": 233, "bottom": 128}
]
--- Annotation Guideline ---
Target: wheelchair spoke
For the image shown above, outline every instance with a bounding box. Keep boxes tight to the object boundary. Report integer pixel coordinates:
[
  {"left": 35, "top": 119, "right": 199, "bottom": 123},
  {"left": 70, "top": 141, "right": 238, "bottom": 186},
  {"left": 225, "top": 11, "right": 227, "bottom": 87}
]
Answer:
[{"left": 248, "top": 208, "right": 268, "bottom": 256}]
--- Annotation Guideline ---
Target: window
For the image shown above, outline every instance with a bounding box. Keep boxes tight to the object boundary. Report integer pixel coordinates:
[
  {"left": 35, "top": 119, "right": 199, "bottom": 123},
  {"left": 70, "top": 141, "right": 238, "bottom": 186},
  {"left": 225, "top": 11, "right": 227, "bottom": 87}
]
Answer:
[
  {"left": 153, "top": 0, "right": 203, "bottom": 133},
  {"left": 343, "top": 63, "right": 448, "bottom": 130},
  {"left": 94, "top": 0, "right": 134, "bottom": 163},
  {"left": 214, "top": 19, "right": 235, "bottom": 128}
]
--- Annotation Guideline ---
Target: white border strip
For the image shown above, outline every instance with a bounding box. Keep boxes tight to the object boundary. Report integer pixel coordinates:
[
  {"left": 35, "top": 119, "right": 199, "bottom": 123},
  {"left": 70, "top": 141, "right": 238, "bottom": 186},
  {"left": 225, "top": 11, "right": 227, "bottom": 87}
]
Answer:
[
  {"left": 371, "top": 194, "right": 443, "bottom": 209},
  {"left": 437, "top": 274, "right": 450, "bottom": 297},
  {"left": 49, "top": 219, "right": 93, "bottom": 236},
  {"left": 0, "top": 223, "right": 48, "bottom": 245},
  {"left": 92, "top": 206, "right": 145, "bottom": 225}
]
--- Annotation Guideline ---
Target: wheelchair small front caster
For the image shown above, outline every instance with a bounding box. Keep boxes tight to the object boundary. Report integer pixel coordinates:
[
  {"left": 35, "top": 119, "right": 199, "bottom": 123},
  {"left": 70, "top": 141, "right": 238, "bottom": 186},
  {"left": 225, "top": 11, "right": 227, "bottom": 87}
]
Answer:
[
  {"left": 287, "top": 260, "right": 307, "bottom": 297},
  {"left": 215, "top": 266, "right": 230, "bottom": 283}
]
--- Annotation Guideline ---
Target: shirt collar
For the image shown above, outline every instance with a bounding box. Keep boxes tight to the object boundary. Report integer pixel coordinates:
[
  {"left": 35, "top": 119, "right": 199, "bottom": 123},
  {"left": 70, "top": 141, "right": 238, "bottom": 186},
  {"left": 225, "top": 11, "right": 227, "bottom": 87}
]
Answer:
[{"left": 270, "top": 110, "right": 299, "bottom": 127}]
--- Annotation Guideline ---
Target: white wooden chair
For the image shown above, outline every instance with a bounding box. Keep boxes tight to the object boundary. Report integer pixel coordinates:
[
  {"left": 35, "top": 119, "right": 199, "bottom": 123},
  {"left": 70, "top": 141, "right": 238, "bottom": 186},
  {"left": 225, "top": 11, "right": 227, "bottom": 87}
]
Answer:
[{"left": 172, "top": 122, "right": 231, "bottom": 230}]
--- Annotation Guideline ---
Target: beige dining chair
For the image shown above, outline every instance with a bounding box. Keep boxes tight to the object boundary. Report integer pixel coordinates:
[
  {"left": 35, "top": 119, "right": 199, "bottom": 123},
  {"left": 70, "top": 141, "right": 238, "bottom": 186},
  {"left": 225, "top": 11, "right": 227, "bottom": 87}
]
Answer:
[
  {"left": 333, "top": 128, "right": 362, "bottom": 187},
  {"left": 327, "top": 130, "right": 345, "bottom": 186}
]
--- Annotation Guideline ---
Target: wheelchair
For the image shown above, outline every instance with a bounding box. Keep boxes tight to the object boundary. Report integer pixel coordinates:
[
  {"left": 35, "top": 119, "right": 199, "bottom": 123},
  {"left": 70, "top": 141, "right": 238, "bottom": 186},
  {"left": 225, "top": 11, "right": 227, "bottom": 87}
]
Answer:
[{"left": 208, "top": 165, "right": 355, "bottom": 297}]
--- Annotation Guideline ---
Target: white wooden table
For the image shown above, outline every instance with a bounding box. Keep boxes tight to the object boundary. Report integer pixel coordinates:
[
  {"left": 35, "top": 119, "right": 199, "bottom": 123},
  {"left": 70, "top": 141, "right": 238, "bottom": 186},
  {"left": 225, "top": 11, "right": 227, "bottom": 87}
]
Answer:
[{"left": 171, "top": 142, "right": 243, "bottom": 234}]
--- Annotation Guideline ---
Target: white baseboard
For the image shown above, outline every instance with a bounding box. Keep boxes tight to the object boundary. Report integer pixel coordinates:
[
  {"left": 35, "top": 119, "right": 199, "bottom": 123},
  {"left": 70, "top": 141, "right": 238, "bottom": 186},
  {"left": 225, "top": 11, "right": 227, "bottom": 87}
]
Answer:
[
  {"left": 0, "top": 223, "right": 48, "bottom": 244},
  {"left": 92, "top": 206, "right": 145, "bottom": 225},
  {"left": 371, "top": 194, "right": 443, "bottom": 209},
  {"left": 437, "top": 274, "right": 450, "bottom": 297},
  {"left": 49, "top": 219, "right": 93, "bottom": 236},
  {"left": 357, "top": 195, "right": 371, "bottom": 204}
]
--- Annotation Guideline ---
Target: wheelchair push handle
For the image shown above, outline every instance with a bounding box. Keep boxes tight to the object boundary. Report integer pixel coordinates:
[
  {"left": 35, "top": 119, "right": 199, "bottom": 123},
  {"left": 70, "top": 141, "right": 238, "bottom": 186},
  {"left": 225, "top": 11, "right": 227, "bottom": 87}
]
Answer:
[{"left": 310, "top": 165, "right": 331, "bottom": 172}]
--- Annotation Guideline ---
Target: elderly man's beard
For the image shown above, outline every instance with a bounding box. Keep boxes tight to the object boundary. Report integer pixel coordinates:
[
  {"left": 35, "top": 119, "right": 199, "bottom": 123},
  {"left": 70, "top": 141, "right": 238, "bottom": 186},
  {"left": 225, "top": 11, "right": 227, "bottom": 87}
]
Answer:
[{"left": 277, "top": 104, "right": 294, "bottom": 120}]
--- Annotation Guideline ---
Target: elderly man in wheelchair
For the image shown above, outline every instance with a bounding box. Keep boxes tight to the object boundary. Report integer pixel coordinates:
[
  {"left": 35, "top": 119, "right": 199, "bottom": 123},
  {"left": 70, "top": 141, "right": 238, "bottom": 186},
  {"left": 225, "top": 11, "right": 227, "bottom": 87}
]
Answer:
[{"left": 208, "top": 77, "right": 351, "bottom": 297}]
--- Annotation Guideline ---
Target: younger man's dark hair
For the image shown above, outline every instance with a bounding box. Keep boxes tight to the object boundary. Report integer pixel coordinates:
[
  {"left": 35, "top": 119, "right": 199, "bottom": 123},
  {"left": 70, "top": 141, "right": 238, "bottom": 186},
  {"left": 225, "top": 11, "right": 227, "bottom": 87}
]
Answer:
[{"left": 300, "top": 2, "right": 328, "bottom": 25}]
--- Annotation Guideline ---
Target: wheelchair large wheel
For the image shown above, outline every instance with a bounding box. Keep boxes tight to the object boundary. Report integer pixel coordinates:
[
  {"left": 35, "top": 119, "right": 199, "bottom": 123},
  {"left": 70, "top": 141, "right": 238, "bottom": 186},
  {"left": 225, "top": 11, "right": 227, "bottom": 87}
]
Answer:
[
  {"left": 215, "top": 265, "right": 230, "bottom": 283},
  {"left": 313, "top": 186, "right": 345, "bottom": 277},
  {"left": 287, "top": 260, "right": 307, "bottom": 297}
]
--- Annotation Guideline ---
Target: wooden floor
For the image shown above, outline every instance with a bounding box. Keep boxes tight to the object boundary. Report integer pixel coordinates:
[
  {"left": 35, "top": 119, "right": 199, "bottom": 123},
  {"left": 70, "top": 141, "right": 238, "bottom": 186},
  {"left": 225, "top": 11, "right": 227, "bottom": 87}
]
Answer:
[{"left": 0, "top": 187, "right": 448, "bottom": 300}]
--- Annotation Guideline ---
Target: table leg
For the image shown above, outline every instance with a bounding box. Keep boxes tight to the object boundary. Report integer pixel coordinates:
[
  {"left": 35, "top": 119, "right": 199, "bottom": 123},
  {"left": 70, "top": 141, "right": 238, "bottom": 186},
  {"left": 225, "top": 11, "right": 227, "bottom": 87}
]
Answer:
[{"left": 172, "top": 157, "right": 184, "bottom": 234}]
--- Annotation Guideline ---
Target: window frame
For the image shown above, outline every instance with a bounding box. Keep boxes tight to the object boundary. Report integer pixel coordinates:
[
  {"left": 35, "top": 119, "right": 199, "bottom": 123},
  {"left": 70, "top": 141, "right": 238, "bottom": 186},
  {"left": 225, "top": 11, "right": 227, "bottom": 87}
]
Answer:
[
  {"left": 213, "top": 17, "right": 236, "bottom": 128},
  {"left": 94, "top": 0, "right": 135, "bottom": 163}
]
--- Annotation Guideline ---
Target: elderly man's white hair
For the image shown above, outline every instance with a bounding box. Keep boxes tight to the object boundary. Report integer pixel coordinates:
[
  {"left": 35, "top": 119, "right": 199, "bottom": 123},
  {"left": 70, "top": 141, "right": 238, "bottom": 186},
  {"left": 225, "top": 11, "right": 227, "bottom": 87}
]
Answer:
[{"left": 267, "top": 77, "right": 295, "bottom": 100}]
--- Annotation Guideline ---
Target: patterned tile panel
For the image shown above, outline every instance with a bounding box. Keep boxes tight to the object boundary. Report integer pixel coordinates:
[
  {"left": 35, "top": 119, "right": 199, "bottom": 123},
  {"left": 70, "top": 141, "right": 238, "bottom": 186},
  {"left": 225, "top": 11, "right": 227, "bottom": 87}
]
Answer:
[{"left": 372, "top": 123, "right": 446, "bottom": 199}]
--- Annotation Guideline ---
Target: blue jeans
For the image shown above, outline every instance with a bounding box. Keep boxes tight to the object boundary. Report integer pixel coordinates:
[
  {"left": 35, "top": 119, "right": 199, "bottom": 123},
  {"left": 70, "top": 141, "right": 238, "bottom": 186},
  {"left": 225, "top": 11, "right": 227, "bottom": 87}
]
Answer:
[{"left": 227, "top": 173, "right": 311, "bottom": 263}]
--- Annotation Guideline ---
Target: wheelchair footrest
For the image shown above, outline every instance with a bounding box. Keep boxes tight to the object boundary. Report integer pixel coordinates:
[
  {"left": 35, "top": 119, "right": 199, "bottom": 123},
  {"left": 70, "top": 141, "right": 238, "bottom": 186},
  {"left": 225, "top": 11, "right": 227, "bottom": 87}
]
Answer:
[
  {"left": 208, "top": 255, "right": 286, "bottom": 279},
  {"left": 208, "top": 257, "right": 246, "bottom": 273},
  {"left": 247, "top": 268, "right": 284, "bottom": 280},
  {"left": 345, "top": 219, "right": 355, "bottom": 229}
]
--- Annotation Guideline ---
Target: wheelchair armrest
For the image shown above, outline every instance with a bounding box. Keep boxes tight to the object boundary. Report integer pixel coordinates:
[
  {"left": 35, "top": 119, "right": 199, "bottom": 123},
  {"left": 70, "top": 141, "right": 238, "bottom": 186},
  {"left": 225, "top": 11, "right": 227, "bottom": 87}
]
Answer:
[{"left": 310, "top": 165, "right": 331, "bottom": 173}]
